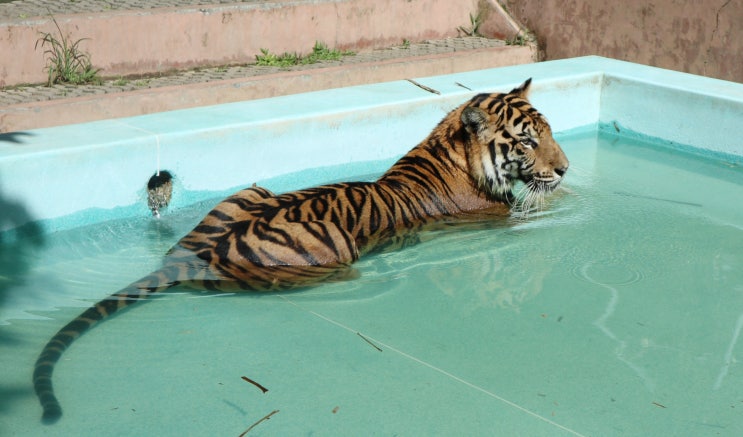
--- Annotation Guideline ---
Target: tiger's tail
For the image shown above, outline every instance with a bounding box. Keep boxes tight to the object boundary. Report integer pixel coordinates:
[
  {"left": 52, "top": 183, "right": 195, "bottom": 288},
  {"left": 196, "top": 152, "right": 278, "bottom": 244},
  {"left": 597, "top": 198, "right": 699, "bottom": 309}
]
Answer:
[{"left": 33, "top": 264, "right": 182, "bottom": 424}]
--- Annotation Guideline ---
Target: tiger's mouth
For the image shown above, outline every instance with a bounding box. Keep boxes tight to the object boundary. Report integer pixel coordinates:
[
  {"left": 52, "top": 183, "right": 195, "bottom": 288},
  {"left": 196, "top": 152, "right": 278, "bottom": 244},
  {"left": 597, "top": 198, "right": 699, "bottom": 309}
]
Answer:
[
  {"left": 524, "top": 175, "right": 563, "bottom": 193},
  {"left": 511, "top": 173, "right": 564, "bottom": 214},
  {"left": 518, "top": 169, "right": 563, "bottom": 194},
  {"left": 481, "top": 165, "right": 565, "bottom": 201}
]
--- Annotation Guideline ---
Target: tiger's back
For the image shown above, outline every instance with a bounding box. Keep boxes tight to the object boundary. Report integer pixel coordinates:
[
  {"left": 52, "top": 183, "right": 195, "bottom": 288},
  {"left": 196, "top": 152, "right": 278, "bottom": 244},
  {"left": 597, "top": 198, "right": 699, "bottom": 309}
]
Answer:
[{"left": 33, "top": 78, "right": 568, "bottom": 423}]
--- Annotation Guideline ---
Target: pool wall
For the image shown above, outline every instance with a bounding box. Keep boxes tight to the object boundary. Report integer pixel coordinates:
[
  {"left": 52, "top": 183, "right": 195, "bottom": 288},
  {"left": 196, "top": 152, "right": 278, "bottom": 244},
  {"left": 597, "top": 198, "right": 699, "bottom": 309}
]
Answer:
[{"left": 1, "top": 56, "right": 741, "bottom": 234}]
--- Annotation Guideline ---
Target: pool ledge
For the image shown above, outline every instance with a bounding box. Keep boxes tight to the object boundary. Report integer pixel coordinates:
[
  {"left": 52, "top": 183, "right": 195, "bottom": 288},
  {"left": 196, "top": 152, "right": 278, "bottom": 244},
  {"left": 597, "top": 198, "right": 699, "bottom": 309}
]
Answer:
[{"left": 1, "top": 56, "right": 742, "bottom": 234}]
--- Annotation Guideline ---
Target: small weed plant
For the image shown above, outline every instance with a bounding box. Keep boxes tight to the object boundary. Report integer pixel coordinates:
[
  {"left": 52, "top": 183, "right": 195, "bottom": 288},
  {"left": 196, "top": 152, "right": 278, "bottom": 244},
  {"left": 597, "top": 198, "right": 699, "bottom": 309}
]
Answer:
[
  {"left": 505, "top": 32, "right": 535, "bottom": 46},
  {"left": 35, "top": 15, "right": 100, "bottom": 86},
  {"left": 255, "top": 42, "right": 354, "bottom": 67},
  {"left": 458, "top": 12, "right": 482, "bottom": 37}
]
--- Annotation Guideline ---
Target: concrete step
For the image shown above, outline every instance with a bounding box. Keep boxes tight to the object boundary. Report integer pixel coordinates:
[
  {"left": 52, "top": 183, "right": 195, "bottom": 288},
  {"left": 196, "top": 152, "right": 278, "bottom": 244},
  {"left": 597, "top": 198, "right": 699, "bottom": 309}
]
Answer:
[{"left": 0, "top": 0, "right": 535, "bottom": 133}]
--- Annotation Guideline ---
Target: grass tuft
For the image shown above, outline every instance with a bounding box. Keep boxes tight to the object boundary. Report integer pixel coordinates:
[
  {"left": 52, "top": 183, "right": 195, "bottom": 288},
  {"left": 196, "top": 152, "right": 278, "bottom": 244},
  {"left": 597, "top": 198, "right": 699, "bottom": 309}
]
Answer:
[
  {"left": 457, "top": 12, "right": 482, "bottom": 37},
  {"left": 35, "top": 15, "right": 100, "bottom": 86},
  {"left": 255, "top": 42, "right": 354, "bottom": 68}
]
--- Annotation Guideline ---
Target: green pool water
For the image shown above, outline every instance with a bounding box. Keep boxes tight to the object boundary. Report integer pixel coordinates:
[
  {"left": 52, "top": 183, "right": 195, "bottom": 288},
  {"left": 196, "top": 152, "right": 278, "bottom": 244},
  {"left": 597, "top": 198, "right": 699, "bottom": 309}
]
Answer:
[{"left": 1, "top": 131, "right": 742, "bottom": 436}]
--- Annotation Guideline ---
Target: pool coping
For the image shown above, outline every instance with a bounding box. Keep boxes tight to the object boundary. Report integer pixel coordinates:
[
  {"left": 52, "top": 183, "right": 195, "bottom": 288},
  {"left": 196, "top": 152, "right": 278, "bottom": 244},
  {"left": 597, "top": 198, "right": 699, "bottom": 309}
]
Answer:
[{"left": 1, "top": 55, "right": 742, "bottom": 235}]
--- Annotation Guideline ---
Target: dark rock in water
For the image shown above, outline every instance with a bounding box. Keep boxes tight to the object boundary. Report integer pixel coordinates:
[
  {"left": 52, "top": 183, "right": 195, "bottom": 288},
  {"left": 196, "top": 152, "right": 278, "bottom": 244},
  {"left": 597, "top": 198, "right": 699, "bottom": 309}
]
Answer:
[{"left": 147, "top": 171, "right": 173, "bottom": 218}]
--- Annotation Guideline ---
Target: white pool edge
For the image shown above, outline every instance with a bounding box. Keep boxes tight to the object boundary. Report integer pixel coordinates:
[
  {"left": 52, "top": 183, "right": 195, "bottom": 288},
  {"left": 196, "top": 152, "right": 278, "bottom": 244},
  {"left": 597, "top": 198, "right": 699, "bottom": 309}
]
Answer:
[{"left": 1, "top": 56, "right": 741, "bottom": 235}]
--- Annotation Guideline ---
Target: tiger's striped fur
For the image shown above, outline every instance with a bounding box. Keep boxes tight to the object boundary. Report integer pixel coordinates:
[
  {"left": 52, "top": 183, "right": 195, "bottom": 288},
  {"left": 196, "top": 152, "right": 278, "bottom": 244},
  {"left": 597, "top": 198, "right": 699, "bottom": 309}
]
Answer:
[{"left": 34, "top": 78, "right": 568, "bottom": 423}]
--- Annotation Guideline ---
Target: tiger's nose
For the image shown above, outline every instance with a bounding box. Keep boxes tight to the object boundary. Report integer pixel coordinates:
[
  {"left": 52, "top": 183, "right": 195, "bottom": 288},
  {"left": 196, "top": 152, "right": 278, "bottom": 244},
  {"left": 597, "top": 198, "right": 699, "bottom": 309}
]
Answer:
[{"left": 554, "top": 166, "right": 568, "bottom": 177}]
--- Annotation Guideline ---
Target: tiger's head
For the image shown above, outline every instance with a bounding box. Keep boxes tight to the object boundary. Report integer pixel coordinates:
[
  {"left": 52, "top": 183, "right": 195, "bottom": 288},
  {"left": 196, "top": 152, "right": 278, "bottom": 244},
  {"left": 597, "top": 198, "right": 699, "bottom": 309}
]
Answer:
[{"left": 460, "top": 78, "right": 568, "bottom": 204}]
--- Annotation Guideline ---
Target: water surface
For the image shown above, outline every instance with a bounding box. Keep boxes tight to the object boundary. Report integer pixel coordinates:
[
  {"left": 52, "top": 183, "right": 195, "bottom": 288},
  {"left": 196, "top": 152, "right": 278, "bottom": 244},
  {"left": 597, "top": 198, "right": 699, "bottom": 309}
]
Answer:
[{"left": 1, "top": 131, "right": 742, "bottom": 436}]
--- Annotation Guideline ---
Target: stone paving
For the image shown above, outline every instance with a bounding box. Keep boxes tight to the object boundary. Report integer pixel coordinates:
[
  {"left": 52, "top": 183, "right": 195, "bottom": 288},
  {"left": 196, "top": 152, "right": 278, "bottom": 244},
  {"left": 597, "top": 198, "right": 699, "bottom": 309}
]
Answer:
[{"left": 0, "top": 0, "right": 264, "bottom": 21}]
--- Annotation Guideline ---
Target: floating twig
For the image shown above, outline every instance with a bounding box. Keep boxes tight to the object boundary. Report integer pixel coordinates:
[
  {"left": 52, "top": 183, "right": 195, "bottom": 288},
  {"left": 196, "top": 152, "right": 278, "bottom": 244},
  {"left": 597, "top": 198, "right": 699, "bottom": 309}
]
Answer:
[
  {"left": 241, "top": 376, "right": 269, "bottom": 394},
  {"left": 357, "top": 332, "right": 383, "bottom": 352},
  {"left": 238, "top": 409, "right": 279, "bottom": 437},
  {"left": 455, "top": 81, "right": 472, "bottom": 91},
  {"left": 652, "top": 401, "right": 667, "bottom": 409},
  {"left": 614, "top": 191, "right": 703, "bottom": 207},
  {"left": 406, "top": 79, "right": 441, "bottom": 95}
]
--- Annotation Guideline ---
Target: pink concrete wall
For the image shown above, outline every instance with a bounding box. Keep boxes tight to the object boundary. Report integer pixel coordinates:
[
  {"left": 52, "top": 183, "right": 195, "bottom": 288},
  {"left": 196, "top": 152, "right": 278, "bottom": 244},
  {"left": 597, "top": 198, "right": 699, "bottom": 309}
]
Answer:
[
  {"left": 0, "top": 0, "right": 520, "bottom": 87},
  {"left": 502, "top": 0, "right": 743, "bottom": 83},
  {"left": 0, "top": 44, "right": 536, "bottom": 132}
]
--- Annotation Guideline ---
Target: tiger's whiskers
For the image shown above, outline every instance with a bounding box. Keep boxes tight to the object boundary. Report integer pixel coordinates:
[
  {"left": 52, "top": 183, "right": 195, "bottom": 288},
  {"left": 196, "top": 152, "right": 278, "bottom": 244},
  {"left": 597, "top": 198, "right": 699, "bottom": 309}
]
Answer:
[{"left": 511, "top": 180, "right": 547, "bottom": 219}]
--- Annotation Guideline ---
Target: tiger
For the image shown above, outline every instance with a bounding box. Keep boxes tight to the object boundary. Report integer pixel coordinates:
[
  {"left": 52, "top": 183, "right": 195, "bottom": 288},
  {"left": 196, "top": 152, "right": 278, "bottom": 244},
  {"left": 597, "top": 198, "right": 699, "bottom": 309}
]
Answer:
[{"left": 33, "top": 78, "right": 568, "bottom": 423}]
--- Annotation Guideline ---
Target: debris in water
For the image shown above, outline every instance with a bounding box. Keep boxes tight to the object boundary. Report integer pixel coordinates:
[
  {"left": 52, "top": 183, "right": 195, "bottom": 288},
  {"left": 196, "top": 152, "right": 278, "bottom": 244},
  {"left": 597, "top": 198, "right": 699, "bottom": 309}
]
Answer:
[
  {"left": 147, "top": 170, "right": 173, "bottom": 218},
  {"left": 406, "top": 78, "right": 440, "bottom": 95},
  {"left": 614, "top": 191, "right": 702, "bottom": 207},
  {"left": 238, "top": 409, "right": 279, "bottom": 436},
  {"left": 357, "top": 332, "right": 383, "bottom": 352},
  {"left": 241, "top": 376, "right": 269, "bottom": 394}
]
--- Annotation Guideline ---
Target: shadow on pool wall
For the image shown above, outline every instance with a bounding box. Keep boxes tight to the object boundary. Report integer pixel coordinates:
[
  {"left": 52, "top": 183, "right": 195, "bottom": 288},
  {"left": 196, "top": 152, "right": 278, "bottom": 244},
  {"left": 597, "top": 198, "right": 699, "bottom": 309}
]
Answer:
[
  {"left": 0, "top": 131, "right": 46, "bottom": 345},
  {"left": 0, "top": 132, "right": 33, "bottom": 144},
  {"left": 0, "top": 176, "right": 46, "bottom": 337},
  {"left": 0, "top": 182, "right": 45, "bottom": 426}
]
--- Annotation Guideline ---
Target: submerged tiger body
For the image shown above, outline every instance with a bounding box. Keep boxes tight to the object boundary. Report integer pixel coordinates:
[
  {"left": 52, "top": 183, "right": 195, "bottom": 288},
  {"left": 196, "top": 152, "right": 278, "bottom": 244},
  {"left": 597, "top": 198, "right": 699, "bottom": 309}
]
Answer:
[{"left": 34, "top": 78, "right": 568, "bottom": 423}]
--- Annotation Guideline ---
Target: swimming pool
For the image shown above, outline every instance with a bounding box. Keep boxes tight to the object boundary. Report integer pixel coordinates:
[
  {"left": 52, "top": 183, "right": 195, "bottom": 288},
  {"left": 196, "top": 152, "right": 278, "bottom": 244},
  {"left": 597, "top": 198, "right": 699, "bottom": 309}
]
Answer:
[{"left": 1, "top": 57, "right": 742, "bottom": 436}]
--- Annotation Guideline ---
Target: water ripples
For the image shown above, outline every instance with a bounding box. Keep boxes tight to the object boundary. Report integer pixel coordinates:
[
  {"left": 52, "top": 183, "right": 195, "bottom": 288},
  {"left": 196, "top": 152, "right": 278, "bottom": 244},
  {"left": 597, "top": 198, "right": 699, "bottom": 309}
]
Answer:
[{"left": 571, "top": 261, "right": 645, "bottom": 287}]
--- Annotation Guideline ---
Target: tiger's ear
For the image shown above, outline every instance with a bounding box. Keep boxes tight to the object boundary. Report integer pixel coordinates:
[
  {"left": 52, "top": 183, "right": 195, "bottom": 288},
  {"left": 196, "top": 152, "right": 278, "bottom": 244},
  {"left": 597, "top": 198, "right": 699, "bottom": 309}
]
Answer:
[
  {"left": 509, "top": 78, "right": 532, "bottom": 98},
  {"left": 461, "top": 106, "right": 490, "bottom": 136}
]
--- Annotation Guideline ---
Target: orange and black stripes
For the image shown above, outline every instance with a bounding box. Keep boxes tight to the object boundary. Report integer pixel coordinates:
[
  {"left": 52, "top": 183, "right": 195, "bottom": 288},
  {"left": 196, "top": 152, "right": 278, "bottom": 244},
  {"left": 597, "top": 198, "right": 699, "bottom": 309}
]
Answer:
[
  {"left": 34, "top": 78, "right": 569, "bottom": 423},
  {"left": 33, "top": 264, "right": 186, "bottom": 423}
]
